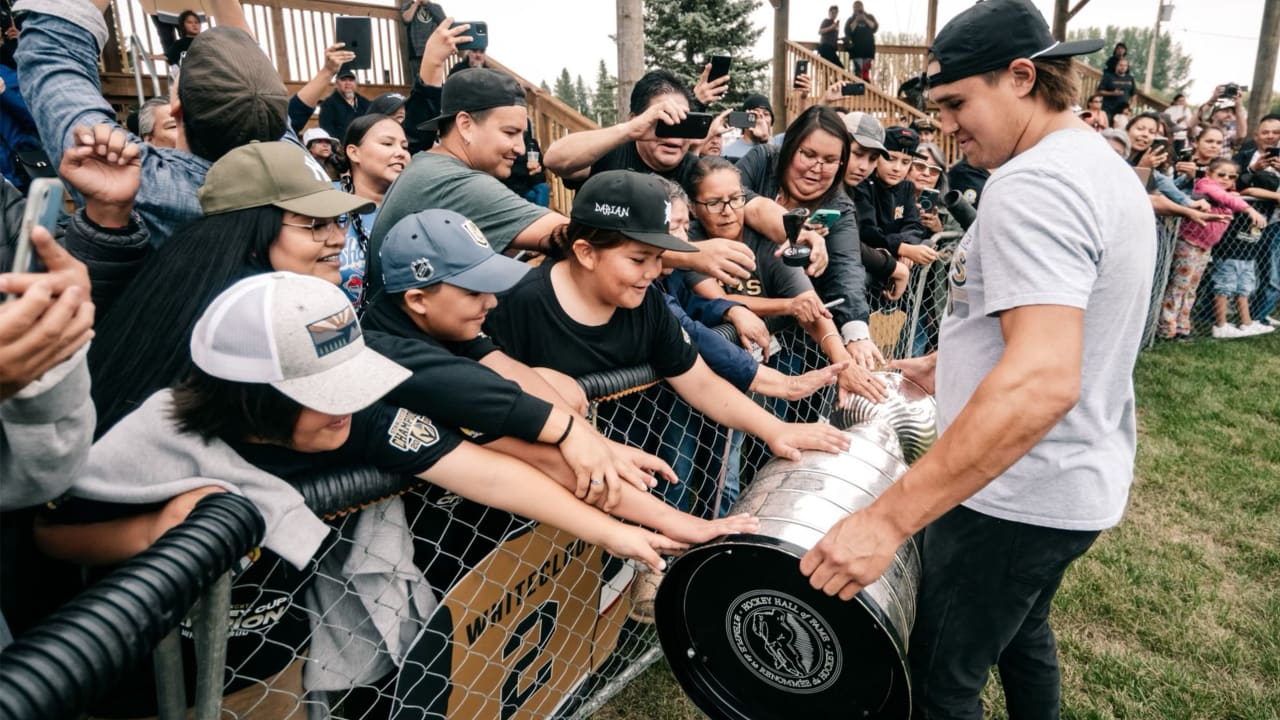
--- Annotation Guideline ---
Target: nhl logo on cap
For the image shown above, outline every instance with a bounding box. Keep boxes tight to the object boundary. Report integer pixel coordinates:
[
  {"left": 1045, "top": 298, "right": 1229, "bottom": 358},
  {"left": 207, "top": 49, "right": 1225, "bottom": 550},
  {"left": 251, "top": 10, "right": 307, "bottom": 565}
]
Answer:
[{"left": 411, "top": 257, "right": 434, "bottom": 282}]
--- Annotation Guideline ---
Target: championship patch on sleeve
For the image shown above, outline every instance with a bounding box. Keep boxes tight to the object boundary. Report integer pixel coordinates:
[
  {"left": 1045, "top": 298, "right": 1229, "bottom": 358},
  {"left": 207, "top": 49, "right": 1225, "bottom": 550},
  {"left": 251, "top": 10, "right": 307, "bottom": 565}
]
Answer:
[{"left": 387, "top": 408, "right": 441, "bottom": 452}]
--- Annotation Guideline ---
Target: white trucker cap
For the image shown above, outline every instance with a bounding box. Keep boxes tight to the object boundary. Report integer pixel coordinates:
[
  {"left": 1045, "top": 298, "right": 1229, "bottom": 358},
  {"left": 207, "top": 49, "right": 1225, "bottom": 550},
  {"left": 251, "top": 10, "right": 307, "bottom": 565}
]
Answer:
[{"left": 190, "top": 272, "right": 411, "bottom": 414}]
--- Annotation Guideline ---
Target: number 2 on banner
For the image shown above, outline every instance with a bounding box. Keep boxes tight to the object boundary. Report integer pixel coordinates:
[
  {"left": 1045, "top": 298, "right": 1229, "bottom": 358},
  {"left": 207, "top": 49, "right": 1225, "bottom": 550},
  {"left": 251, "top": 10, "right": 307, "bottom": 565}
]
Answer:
[{"left": 500, "top": 600, "right": 559, "bottom": 719}]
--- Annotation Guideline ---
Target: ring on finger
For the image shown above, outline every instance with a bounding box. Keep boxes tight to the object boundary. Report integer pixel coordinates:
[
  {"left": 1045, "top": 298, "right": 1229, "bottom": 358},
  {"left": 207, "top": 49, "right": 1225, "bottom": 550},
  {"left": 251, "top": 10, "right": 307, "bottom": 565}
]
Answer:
[{"left": 590, "top": 478, "right": 603, "bottom": 487}]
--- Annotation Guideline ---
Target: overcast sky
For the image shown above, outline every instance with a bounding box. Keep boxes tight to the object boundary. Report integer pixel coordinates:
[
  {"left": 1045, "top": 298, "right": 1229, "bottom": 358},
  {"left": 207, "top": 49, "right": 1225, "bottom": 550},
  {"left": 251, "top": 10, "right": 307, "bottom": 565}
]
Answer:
[{"left": 403, "top": 0, "right": 1275, "bottom": 103}]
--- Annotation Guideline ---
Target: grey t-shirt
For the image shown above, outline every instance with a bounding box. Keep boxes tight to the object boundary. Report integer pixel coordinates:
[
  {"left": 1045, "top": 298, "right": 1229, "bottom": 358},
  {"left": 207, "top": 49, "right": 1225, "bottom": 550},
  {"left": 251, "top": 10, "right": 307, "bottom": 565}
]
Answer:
[
  {"left": 366, "top": 152, "right": 551, "bottom": 300},
  {"left": 936, "top": 129, "right": 1156, "bottom": 531}
]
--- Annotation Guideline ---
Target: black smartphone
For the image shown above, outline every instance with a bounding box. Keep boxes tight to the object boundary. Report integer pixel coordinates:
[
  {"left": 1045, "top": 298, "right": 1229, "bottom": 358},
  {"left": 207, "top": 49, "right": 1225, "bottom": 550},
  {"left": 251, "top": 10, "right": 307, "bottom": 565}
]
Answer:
[
  {"left": 457, "top": 20, "right": 488, "bottom": 51},
  {"left": 1266, "top": 146, "right": 1280, "bottom": 158},
  {"left": 794, "top": 59, "right": 809, "bottom": 89},
  {"left": 1150, "top": 138, "right": 1169, "bottom": 155},
  {"left": 334, "top": 16, "right": 372, "bottom": 71},
  {"left": 655, "top": 112, "right": 715, "bottom": 139},
  {"left": 727, "top": 111, "right": 755, "bottom": 130},
  {"left": 841, "top": 82, "right": 866, "bottom": 96},
  {"left": 708, "top": 55, "right": 731, "bottom": 83},
  {"left": 1178, "top": 147, "right": 1194, "bottom": 162},
  {"left": 919, "top": 188, "right": 940, "bottom": 213}
]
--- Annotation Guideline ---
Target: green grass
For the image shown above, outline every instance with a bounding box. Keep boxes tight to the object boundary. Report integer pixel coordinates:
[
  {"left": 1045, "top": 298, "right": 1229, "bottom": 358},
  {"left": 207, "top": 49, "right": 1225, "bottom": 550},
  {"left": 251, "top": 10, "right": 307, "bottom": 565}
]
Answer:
[{"left": 597, "top": 331, "right": 1280, "bottom": 720}]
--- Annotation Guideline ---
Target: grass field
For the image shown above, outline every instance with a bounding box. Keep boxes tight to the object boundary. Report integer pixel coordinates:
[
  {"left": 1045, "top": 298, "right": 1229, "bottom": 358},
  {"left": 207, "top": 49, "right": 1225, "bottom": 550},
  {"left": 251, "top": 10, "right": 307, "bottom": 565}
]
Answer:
[{"left": 597, "top": 330, "right": 1280, "bottom": 720}]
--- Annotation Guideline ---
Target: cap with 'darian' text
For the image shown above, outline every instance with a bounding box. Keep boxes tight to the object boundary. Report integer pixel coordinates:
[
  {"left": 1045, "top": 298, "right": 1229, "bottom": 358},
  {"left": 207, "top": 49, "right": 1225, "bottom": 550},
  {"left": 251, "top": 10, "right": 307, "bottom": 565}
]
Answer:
[{"left": 571, "top": 171, "right": 697, "bottom": 253}]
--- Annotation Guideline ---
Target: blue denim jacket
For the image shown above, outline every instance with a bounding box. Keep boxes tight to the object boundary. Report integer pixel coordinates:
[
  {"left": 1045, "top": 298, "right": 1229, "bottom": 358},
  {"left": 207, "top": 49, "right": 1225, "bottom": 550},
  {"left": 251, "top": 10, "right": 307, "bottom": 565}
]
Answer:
[
  {"left": 16, "top": 2, "right": 300, "bottom": 245},
  {"left": 15, "top": 5, "right": 209, "bottom": 245}
]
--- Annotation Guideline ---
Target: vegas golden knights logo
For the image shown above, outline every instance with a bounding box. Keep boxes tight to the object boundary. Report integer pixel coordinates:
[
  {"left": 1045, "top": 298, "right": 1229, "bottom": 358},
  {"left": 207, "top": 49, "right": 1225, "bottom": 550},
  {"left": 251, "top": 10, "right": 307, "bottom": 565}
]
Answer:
[{"left": 387, "top": 409, "right": 440, "bottom": 452}]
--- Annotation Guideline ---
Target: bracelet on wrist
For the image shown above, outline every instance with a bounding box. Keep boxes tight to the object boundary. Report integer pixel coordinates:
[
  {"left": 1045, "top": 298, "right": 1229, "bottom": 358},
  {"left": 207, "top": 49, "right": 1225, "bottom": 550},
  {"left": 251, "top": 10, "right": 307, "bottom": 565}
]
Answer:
[{"left": 554, "top": 415, "right": 574, "bottom": 446}]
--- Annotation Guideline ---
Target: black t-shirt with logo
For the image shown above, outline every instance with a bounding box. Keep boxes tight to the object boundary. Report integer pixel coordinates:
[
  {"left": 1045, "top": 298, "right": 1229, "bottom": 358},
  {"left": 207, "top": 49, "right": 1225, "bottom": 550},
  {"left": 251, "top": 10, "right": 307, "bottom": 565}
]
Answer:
[
  {"left": 563, "top": 141, "right": 702, "bottom": 195},
  {"left": 44, "top": 403, "right": 461, "bottom": 716},
  {"left": 483, "top": 261, "right": 700, "bottom": 379}
]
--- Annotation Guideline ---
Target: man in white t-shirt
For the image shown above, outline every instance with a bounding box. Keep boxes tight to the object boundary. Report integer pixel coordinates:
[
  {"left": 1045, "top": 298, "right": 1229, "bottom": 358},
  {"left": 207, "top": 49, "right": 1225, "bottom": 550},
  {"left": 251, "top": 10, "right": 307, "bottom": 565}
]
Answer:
[{"left": 798, "top": 0, "right": 1157, "bottom": 716}]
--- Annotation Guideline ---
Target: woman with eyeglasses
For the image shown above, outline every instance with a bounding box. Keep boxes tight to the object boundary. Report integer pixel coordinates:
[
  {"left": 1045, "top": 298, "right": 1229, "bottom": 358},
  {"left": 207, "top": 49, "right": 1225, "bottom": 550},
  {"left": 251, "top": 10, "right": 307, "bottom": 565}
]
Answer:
[
  {"left": 684, "top": 157, "right": 885, "bottom": 405},
  {"left": 340, "top": 113, "right": 410, "bottom": 305},
  {"left": 733, "top": 105, "right": 879, "bottom": 369},
  {"left": 89, "top": 142, "right": 375, "bottom": 433},
  {"left": 907, "top": 142, "right": 960, "bottom": 236}
]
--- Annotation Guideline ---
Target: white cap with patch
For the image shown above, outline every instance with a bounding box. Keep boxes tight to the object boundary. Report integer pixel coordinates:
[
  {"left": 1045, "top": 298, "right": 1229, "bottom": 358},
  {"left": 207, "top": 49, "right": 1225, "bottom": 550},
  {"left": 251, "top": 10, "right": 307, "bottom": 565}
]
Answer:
[{"left": 191, "top": 272, "right": 411, "bottom": 414}]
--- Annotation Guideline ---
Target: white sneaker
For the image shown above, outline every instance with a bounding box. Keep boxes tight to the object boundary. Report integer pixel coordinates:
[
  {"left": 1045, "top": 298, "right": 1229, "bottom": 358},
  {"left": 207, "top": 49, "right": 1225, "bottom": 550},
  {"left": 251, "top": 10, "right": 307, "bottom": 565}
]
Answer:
[
  {"left": 1265, "top": 316, "right": 1280, "bottom": 327},
  {"left": 1240, "top": 321, "right": 1276, "bottom": 335},
  {"left": 1212, "top": 324, "right": 1247, "bottom": 339}
]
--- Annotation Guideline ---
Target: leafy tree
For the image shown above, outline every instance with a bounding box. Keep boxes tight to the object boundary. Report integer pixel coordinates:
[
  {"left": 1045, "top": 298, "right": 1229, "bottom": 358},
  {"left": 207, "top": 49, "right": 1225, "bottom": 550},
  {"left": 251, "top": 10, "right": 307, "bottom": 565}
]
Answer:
[
  {"left": 593, "top": 59, "right": 620, "bottom": 126},
  {"left": 643, "top": 0, "right": 769, "bottom": 109},
  {"left": 553, "top": 68, "right": 577, "bottom": 108},
  {"left": 1070, "top": 25, "right": 1192, "bottom": 98},
  {"left": 575, "top": 75, "right": 593, "bottom": 117}
]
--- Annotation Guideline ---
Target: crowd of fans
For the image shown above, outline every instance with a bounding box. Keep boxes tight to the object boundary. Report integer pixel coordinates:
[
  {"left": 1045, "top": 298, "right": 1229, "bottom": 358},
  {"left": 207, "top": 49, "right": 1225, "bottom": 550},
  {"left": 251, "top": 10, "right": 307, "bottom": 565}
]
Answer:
[{"left": 0, "top": 0, "right": 1277, "bottom": 716}]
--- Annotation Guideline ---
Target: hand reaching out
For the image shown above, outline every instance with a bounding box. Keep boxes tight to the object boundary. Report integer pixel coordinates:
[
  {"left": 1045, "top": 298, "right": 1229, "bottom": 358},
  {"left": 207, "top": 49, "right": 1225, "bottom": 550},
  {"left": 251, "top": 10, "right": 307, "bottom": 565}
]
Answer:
[
  {"left": 61, "top": 124, "right": 142, "bottom": 227},
  {"left": 694, "top": 63, "right": 730, "bottom": 106}
]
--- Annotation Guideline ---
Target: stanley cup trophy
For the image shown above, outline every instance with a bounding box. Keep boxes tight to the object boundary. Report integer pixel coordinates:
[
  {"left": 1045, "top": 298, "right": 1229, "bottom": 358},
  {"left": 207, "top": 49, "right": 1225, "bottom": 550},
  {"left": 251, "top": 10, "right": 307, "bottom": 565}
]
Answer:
[{"left": 655, "top": 372, "right": 937, "bottom": 720}]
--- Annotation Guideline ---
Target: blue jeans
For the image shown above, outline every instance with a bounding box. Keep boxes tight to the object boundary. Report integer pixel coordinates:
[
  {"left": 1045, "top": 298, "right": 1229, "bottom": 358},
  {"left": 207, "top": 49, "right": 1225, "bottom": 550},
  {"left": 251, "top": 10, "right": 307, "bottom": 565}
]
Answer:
[
  {"left": 1249, "top": 223, "right": 1280, "bottom": 321},
  {"left": 910, "top": 506, "right": 1099, "bottom": 720},
  {"left": 659, "top": 396, "right": 741, "bottom": 518}
]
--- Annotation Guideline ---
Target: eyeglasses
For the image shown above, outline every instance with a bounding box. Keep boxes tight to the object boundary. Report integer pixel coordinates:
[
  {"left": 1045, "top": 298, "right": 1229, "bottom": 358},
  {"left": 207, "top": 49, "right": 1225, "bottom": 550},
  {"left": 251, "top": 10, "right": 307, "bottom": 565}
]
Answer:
[
  {"left": 281, "top": 215, "right": 349, "bottom": 243},
  {"left": 797, "top": 148, "right": 840, "bottom": 171},
  {"left": 693, "top": 195, "right": 748, "bottom": 213},
  {"left": 911, "top": 161, "right": 943, "bottom": 176}
]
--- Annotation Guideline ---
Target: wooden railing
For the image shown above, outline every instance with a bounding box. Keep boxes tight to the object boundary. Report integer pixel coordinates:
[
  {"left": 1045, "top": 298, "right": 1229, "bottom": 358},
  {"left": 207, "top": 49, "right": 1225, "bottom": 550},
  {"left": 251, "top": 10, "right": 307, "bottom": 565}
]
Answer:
[
  {"left": 784, "top": 40, "right": 960, "bottom": 164},
  {"left": 102, "top": 0, "right": 597, "bottom": 216}
]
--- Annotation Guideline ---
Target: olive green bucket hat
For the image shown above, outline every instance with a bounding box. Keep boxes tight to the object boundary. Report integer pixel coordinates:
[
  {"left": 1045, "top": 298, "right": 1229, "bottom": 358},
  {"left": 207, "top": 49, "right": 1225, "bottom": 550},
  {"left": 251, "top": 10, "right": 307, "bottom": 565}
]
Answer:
[{"left": 198, "top": 141, "right": 375, "bottom": 218}]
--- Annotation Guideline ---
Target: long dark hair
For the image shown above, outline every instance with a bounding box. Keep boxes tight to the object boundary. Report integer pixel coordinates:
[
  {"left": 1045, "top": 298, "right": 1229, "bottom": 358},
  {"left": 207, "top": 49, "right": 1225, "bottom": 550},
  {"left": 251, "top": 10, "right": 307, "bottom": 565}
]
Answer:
[
  {"left": 343, "top": 112, "right": 393, "bottom": 161},
  {"left": 89, "top": 206, "right": 284, "bottom": 435},
  {"left": 775, "top": 105, "right": 849, "bottom": 209}
]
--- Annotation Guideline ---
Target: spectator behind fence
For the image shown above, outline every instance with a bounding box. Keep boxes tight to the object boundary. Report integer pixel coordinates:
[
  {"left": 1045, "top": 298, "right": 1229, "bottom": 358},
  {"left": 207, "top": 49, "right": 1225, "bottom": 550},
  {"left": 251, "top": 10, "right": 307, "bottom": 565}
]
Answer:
[
  {"left": 840, "top": 112, "right": 909, "bottom": 296},
  {"left": 910, "top": 142, "right": 959, "bottom": 235},
  {"left": 853, "top": 125, "right": 937, "bottom": 267},
  {"left": 339, "top": 114, "right": 409, "bottom": 305},
  {"left": 1082, "top": 93, "right": 1109, "bottom": 130},
  {"left": 37, "top": 272, "right": 690, "bottom": 716},
  {"left": 682, "top": 157, "right": 886, "bottom": 404},
  {"left": 137, "top": 96, "right": 178, "bottom": 148},
  {"left": 320, "top": 69, "right": 371, "bottom": 142},
  {"left": 365, "top": 67, "right": 567, "bottom": 305},
  {"left": 722, "top": 94, "right": 775, "bottom": 161},
  {"left": 910, "top": 116, "right": 939, "bottom": 145},
  {"left": 484, "top": 171, "right": 855, "bottom": 458},
  {"left": 1097, "top": 57, "right": 1136, "bottom": 124},
  {"left": 1235, "top": 113, "right": 1280, "bottom": 181},
  {"left": 1166, "top": 92, "right": 1193, "bottom": 133},
  {"left": 817, "top": 5, "right": 841, "bottom": 67},
  {"left": 503, "top": 119, "right": 550, "bottom": 206},
  {"left": 1199, "top": 84, "right": 1248, "bottom": 154},
  {"left": 1128, "top": 111, "right": 1210, "bottom": 211},
  {"left": 1234, "top": 114, "right": 1280, "bottom": 325},
  {"left": 88, "top": 142, "right": 374, "bottom": 435},
  {"left": 842, "top": 1, "right": 878, "bottom": 81},
  {"left": 734, "top": 105, "right": 878, "bottom": 368},
  {"left": 366, "top": 208, "right": 760, "bottom": 542},
  {"left": 302, "top": 127, "right": 343, "bottom": 181},
  {"left": 16, "top": 0, "right": 288, "bottom": 244},
  {"left": 544, "top": 69, "right": 831, "bottom": 289},
  {"left": 368, "top": 91, "right": 408, "bottom": 124},
  {"left": 1159, "top": 158, "right": 1266, "bottom": 340},
  {"left": 1174, "top": 125, "right": 1224, "bottom": 189},
  {"left": 798, "top": 3, "right": 1158, "bottom": 715}
]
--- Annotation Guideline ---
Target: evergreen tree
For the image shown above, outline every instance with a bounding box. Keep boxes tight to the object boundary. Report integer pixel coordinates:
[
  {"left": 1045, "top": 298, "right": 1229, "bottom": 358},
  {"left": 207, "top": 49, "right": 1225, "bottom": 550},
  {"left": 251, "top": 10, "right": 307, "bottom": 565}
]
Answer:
[
  {"left": 553, "top": 68, "right": 577, "bottom": 108},
  {"left": 644, "top": 0, "right": 769, "bottom": 109},
  {"left": 575, "top": 75, "right": 593, "bottom": 117},
  {"left": 1070, "top": 25, "right": 1192, "bottom": 98},
  {"left": 539, "top": 80, "right": 551, "bottom": 93},
  {"left": 593, "top": 59, "right": 620, "bottom": 126}
]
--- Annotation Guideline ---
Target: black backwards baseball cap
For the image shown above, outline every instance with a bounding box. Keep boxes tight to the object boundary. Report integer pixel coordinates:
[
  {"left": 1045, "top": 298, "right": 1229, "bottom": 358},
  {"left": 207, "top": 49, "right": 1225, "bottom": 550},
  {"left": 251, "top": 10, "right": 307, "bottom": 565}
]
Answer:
[
  {"left": 571, "top": 171, "right": 698, "bottom": 253},
  {"left": 926, "top": 0, "right": 1104, "bottom": 87},
  {"left": 883, "top": 126, "right": 920, "bottom": 156},
  {"left": 419, "top": 68, "right": 526, "bottom": 131}
]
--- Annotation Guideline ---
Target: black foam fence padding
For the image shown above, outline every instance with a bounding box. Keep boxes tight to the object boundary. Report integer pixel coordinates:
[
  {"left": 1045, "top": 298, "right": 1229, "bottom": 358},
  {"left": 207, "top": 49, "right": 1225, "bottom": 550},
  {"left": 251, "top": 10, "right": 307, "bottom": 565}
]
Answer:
[
  {"left": 576, "top": 323, "right": 739, "bottom": 400},
  {"left": 290, "top": 464, "right": 411, "bottom": 518},
  {"left": 0, "top": 493, "right": 264, "bottom": 720}
]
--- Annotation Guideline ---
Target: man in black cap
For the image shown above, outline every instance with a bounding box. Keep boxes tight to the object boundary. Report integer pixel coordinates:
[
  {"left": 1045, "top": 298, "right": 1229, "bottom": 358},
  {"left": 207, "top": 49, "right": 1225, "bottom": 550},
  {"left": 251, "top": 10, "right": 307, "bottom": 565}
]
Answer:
[
  {"left": 722, "top": 93, "right": 774, "bottom": 161},
  {"left": 799, "top": 0, "right": 1157, "bottom": 715},
  {"left": 320, "top": 69, "right": 371, "bottom": 141},
  {"left": 364, "top": 68, "right": 567, "bottom": 304}
]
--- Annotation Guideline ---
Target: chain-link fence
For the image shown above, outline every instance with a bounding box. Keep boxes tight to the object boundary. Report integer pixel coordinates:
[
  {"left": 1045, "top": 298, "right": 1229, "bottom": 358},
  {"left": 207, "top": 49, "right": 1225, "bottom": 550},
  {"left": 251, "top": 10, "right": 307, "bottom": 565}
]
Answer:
[
  {"left": 1149, "top": 197, "right": 1280, "bottom": 343},
  {"left": 1, "top": 239, "right": 959, "bottom": 720}
]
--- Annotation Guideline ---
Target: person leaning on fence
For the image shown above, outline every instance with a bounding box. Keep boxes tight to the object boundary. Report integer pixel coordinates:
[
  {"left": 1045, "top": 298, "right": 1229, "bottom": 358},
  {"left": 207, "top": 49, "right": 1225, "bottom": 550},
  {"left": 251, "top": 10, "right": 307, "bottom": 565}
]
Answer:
[
  {"left": 88, "top": 141, "right": 376, "bottom": 436},
  {"left": 681, "top": 156, "right": 887, "bottom": 406},
  {"left": 543, "top": 69, "right": 832, "bottom": 290},
  {"left": 15, "top": 0, "right": 289, "bottom": 244},
  {"left": 338, "top": 113, "right": 410, "bottom": 305},
  {"left": 484, "top": 170, "right": 855, "bottom": 459},
  {"left": 798, "top": 1, "right": 1159, "bottom": 715},
  {"left": 1159, "top": 158, "right": 1268, "bottom": 340},
  {"left": 364, "top": 208, "right": 762, "bottom": 545},
  {"left": 35, "top": 272, "right": 691, "bottom": 719},
  {"left": 734, "top": 105, "right": 880, "bottom": 368},
  {"left": 1234, "top": 116, "right": 1280, "bottom": 325},
  {"left": 841, "top": 111, "right": 911, "bottom": 299},
  {"left": 1128, "top": 111, "right": 1214, "bottom": 213},
  {"left": 853, "top": 125, "right": 939, "bottom": 270}
]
